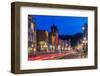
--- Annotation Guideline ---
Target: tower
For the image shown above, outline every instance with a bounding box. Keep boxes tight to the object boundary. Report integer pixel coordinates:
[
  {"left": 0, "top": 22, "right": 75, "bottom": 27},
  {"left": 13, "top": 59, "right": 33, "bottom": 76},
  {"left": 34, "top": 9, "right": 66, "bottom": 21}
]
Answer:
[{"left": 50, "top": 24, "right": 59, "bottom": 46}]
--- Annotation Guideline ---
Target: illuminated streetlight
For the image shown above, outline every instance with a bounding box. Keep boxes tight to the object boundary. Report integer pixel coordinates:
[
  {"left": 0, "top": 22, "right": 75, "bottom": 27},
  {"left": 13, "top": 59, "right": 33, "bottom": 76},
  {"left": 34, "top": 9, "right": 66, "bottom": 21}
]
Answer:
[{"left": 82, "top": 26, "right": 85, "bottom": 31}]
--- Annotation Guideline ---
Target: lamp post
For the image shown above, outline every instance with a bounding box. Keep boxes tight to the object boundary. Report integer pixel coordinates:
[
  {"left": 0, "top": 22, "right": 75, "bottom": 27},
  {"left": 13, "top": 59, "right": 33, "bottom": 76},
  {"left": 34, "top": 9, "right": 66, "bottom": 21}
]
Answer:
[{"left": 82, "top": 26, "right": 85, "bottom": 37}]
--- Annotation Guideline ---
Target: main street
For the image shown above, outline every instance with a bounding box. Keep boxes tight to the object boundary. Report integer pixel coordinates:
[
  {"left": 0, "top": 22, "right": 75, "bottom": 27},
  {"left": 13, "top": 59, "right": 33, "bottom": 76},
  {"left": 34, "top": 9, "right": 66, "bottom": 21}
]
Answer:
[{"left": 28, "top": 50, "right": 81, "bottom": 60}]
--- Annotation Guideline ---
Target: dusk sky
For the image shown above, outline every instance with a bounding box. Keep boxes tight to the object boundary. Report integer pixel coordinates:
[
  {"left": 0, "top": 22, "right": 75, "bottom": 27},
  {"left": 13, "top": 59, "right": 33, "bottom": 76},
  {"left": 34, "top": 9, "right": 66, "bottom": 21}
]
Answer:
[{"left": 32, "top": 15, "right": 88, "bottom": 35}]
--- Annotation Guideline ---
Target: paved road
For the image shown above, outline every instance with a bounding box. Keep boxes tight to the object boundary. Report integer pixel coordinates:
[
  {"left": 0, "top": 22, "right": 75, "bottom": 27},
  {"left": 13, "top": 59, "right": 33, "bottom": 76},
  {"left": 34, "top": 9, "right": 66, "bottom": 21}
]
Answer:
[{"left": 28, "top": 50, "right": 80, "bottom": 60}]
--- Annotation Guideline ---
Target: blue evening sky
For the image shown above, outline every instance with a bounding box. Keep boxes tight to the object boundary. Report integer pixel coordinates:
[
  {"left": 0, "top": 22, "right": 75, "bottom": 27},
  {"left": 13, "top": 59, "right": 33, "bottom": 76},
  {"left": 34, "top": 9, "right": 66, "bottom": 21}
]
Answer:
[{"left": 32, "top": 15, "right": 88, "bottom": 35}]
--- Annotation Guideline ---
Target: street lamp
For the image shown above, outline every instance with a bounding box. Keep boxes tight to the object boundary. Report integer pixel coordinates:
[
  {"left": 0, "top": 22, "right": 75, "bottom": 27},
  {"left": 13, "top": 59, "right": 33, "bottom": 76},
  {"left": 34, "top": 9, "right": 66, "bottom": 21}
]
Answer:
[{"left": 82, "top": 26, "right": 85, "bottom": 32}]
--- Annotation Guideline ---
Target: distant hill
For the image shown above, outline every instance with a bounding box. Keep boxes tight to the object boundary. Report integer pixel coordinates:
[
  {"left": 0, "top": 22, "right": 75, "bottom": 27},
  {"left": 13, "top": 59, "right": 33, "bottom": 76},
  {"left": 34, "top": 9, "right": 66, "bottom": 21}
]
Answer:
[{"left": 59, "top": 33, "right": 83, "bottom": 46}]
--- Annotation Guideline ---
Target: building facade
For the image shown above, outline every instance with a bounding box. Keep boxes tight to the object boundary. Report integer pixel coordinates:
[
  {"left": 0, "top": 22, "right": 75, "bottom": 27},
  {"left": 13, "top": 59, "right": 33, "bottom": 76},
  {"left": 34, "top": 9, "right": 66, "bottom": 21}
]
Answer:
[
  {"left": 36, "top": 30, "right": 48, "bottom": 52},
  {"left": 28, "top": 15, "right": 37, "bottom": 55}
]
